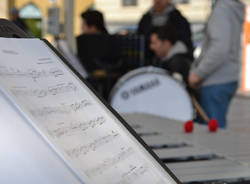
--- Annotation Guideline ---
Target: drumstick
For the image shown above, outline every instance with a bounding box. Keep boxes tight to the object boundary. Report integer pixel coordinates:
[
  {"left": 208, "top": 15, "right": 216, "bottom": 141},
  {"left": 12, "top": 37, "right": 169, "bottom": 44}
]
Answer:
[
  {"left": 190, "top": 95, "right": 209, "bottom": 122},
  {"left": 190, "top": 94, "right": 218, "bottom": 132}
]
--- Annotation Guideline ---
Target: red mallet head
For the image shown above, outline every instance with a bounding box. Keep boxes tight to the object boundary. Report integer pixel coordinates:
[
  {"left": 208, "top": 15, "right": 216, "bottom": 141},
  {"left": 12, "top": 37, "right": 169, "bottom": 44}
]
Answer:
[
  {"left": 184, "top": 120, "right": 194, "bottom": 133},
  {"left": 208, "top": 119, "right": 219, "bottom": 132}
]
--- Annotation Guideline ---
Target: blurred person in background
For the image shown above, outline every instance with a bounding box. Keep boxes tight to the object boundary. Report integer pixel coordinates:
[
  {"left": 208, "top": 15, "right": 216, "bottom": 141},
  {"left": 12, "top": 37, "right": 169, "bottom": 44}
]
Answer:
[
  {"left": 77, "top": 9, "right": 110, "bottom": 73},
  {"left": 80, "top": 10, "right": 108, "bottom": 35},
  {"left": 150, "top": 25, "right": 192, "bottom": 84},
  {"left": 10, "top": 7, "right": 29, "bottom": 33},
  {"left": 137, "top": 0, "right": 193, "bottom": 63},
  {"left": 188, "top": 0, "right": 245, "bottom": 128},
  {"left": 77, "top": 10, "right": 121, "bottom": 99}
]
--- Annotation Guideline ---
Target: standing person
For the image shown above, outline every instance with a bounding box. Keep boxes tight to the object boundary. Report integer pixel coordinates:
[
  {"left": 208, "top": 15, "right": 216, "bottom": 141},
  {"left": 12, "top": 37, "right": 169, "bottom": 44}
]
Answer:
[
  {"left": 10, "top": 7, "right": 29, "bottom": 33},
  {"left": 189, "top": 0, "right": 245, "bottom": 128},
  {"left": 137, "top": 0, "right": 193, "bottom": 62},
  {"left": 77, "top": 10, "right": 110, "bottom": 73},
  {"left": 76, "top": 10, "right": 121, "bottom": 99},
  {"left": 80, "top": 10, "right": 108, "bottom": 35},
  {"left": 150, "top": 25, "right": 192, "bottom": 84}
]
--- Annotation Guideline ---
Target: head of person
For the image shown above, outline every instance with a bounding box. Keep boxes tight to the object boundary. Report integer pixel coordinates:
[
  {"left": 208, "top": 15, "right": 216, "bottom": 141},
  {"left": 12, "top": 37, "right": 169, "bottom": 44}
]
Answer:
[
  {"left": 10, "top": 7, "right": 19, "bottom": 20},
  {"left": 81, "top": 10, "right": 108, "bottom": 34},
  {"left": 153, "top": 0, "right": 171, "bottom": 13},
  {"left": 150, "top": 25, "right": 177, "bottom": 59}
]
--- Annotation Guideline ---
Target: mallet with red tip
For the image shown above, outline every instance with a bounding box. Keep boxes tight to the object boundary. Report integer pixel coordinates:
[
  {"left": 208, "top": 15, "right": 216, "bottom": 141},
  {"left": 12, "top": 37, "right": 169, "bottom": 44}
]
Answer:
[
  {"left": 184, "top": 120, "right": 194, "bottom": 133},
  {"left": 191, "top": 95, "right": 219, "bottom": 132}
]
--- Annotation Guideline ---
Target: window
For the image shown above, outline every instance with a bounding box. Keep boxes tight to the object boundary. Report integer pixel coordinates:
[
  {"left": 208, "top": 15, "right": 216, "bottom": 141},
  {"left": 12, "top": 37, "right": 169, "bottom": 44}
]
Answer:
[{"left": 122, "top": 0, "right": 138, "bottom": 7}]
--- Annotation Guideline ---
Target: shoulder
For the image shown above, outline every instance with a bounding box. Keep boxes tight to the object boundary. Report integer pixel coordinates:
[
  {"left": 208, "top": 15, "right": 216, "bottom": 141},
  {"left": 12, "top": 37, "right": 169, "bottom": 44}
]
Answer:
[
  {"left": 169, "top": 8, "right": 185, "bottom": 19},
  {"left": 171, "top": 53, "right": 193, "bottom": 64},
  {"left": 138, "top": 11, "right": 152, "bottom": 34},
  {"left": 168, "top": 8, "right": 189, "bottom": 24},
  {"left": 140, "top": 11, "right": 152, "bottom": 22}
]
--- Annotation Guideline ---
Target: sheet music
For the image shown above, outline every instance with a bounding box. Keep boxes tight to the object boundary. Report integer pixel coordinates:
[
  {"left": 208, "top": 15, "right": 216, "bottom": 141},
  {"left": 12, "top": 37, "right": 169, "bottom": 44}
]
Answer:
[
  {"left": 0, "top": 38, "right": 177, "bottom": 184},
  {"left": 57, "top": 39, "right": 88, "bottom": 78}
]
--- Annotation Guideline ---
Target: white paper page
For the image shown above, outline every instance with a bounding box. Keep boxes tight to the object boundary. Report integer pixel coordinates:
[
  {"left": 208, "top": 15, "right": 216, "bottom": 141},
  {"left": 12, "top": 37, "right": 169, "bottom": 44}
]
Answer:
[
  {"left": 57, "top": 39, "right": 88, "bottom": 78},
  {"left": 0, "top": 38, "right": 177, "bottom": 184},
  {"left": 0, "top": 91, "right": 83, "bottom": 184}
]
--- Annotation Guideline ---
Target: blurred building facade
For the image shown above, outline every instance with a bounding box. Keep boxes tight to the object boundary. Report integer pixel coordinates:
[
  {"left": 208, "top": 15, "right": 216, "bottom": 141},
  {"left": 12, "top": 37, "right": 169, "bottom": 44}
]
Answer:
[
  {"left": 95, "top": 0, "right": 211, "bottom": 27},
  {"left": 0, "top": 1, "right": 13, "bottom": 19},
  {"left": 95, "top": 0, "right": 250, "bottom": 33},
  {"left": 1, "top": 0, "right": 250, "bottom": 37},
  {"left": 0, "top": 0, "right": 93, "bottom": 37}
]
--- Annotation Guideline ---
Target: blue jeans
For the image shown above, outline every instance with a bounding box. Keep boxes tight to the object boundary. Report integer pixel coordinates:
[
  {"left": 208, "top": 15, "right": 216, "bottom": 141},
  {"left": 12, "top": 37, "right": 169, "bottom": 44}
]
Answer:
[{"left": 198, "top": 81, "right": 238, "bottom": 129}]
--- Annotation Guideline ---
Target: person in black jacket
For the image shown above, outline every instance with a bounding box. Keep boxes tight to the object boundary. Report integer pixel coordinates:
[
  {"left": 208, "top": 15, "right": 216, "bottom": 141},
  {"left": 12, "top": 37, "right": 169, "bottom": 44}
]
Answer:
[
  {"left": 137, "top": 0, "right": 193, "bottom": 63},
  {"left": 150, "top": 25, "right": 192, "bottom": 84},
  {"left": 80, "top": 10, "right": 108, "bottom": 35},
  {"left": 77, "top": 10, "right": 110, "bottom": 73},
  {"left": 10, "top": 7, "right": 29, "bottom": 34},
  {"left": 76, "top": 10, "right": 122, "bottom": 99}
]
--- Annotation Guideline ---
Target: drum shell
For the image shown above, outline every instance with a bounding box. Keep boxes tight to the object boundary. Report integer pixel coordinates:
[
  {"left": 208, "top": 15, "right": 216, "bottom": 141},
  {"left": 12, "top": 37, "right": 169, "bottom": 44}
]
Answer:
[{"left": 109, "top": 67, "right": 194, "bottom": 122}]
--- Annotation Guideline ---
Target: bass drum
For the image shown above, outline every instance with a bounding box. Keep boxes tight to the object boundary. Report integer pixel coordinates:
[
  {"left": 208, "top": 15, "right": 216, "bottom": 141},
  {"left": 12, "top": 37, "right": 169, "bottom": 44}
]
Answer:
[{"left": 109, "top": 66, "right": 194, "bottom": 122}]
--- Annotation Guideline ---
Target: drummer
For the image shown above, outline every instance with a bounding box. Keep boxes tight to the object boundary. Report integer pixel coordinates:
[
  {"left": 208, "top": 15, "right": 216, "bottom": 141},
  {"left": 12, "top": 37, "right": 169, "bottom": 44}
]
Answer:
[{"left": 149, "top": 25, "right": 192, "bottom": 84}]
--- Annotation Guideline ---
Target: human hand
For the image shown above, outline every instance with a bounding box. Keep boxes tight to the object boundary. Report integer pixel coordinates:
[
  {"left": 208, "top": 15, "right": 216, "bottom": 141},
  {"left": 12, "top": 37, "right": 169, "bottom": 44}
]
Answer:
[{"left": 188, "top": 73, "right": 201, "bottom": 89}]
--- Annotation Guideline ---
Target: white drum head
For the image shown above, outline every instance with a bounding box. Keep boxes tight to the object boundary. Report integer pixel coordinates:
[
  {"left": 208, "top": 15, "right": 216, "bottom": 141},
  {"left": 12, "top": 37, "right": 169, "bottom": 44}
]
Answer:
[{"left": 109, "top": 67, "right": 193, "bottom": 122}]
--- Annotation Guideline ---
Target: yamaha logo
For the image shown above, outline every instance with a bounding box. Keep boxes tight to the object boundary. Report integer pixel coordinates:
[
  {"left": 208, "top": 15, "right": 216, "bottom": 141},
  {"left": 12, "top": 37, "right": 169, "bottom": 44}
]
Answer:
[{"left": 121, "top": 78, "right": 160, "bottom": 100}]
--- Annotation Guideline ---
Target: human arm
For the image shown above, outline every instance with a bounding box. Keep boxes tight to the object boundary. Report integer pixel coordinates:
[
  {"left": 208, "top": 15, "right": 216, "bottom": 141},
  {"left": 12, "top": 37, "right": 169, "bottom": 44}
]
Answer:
[{"left": 191, "top": 4, "right": 232, "bottom": 79}]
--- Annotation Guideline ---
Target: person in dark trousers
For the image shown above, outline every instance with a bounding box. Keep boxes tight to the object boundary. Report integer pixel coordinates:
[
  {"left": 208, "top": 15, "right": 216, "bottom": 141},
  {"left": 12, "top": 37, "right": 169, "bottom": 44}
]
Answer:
[
  {"left": 150, "top": 25, "right": 192, "bottom": 84},
  {"left": 189, "top": 0, "right": 245, "bottom": 128},
  {"left": 137, "top": 0, "right": 193, "bottom": 63}
]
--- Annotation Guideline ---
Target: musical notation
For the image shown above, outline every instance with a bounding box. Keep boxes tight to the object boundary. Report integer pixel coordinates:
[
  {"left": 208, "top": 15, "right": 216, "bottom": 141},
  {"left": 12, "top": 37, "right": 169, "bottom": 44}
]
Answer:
[
  {"left": 37, "top": 57, "right": 54, "bottom": 65},
  {"left": 0, "top": 38, "right": 175, "bottom": 184},
  {"left": 47, "top": 116, "right": 106, "bottom": 138},
  {"left": 30, "top": 106, "right": 68, "bottom": 116},
  {"left": 117, "top": 164, "right": 148, "bottom": 184},
  {"left": 30, "top": 99, "right": 92, "bottom": 117},
  {"left": 85, "top": 147, "right": 134, "bottom": 178},
  {"left": 0, "top": 66, "right": 64, "bottom": 81},
  {"left": 2, "top": 49, "right": 19, "bottom": 55},
  {"left": 10, "top": 82, "right": 77, "bottom": 98},
  {"left": 66, "top": 131, "right": 120, "bottom": 158},
  {"left": 70, "top": 100, "right": 92, "bottom": 112}
]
